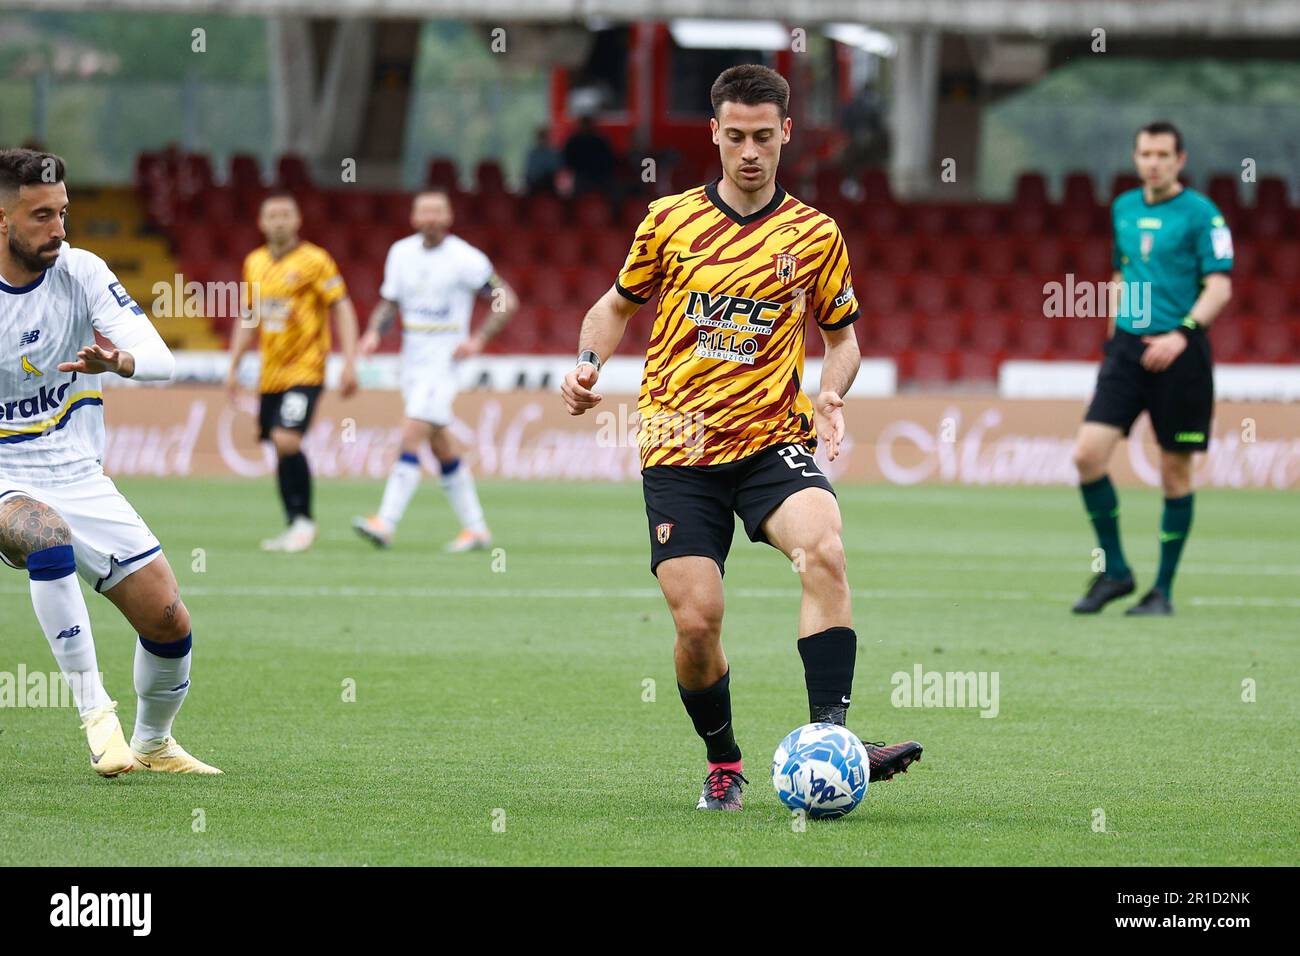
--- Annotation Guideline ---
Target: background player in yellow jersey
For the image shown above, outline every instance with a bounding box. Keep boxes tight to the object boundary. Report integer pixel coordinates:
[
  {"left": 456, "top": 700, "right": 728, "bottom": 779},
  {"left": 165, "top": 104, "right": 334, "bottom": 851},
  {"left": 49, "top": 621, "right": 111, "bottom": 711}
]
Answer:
[
  {"left": 562, "top": 65, "right": 923, "bottom": 811},
  {"left": 225, "top": 191, "right": 360, "bottom": 552}
]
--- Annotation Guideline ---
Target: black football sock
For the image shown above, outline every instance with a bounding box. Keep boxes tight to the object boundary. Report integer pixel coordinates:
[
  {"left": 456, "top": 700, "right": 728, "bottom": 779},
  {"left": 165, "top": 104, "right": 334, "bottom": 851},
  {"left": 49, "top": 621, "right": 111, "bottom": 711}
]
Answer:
[
  {"left": 798, "top": 626, "right": 857, "bottom": 726},
  {"left": 679, "top": 670, "right": 741, "bottom": 764},
  {"left": 1155, "top": 494, "right": 1194, "bottom": 596},
  {"left": 1079, "top": 475, "right": 1131, "bottom": 579},
  {"left": 277, "top": 451, "right": 313, "bottom": 522}
]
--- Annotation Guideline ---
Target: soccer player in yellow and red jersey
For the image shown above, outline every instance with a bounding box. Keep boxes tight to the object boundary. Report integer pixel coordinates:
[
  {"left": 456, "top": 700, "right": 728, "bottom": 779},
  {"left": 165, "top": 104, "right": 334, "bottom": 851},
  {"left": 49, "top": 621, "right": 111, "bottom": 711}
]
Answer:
[
  {"left": 225, "top": 191, "right": 359, "bottom": 552},
  {"left": 562, "top": 65, "right": 923, "bottom": 811}
]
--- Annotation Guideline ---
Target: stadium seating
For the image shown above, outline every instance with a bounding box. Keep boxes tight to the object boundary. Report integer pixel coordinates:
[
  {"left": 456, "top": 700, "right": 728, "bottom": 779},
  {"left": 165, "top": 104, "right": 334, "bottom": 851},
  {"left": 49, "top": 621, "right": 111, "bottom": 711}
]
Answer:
[{"left": 131, "top": 150, "right": 1300, "bottom": 379}]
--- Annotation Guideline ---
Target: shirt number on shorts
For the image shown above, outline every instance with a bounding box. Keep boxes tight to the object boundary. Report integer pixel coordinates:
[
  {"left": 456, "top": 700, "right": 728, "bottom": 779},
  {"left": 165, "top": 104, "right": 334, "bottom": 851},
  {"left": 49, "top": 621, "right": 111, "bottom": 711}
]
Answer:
[
  {"left": 778, "top": 445, "right": 821, "bottom": 477},
  {"left": 280, "top": 391, "right": 309, "bottom": 427}
]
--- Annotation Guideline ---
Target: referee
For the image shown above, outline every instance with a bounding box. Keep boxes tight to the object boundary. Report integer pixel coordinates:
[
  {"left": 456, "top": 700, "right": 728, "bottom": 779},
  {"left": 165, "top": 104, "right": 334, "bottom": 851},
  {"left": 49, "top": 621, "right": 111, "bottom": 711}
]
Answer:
[{"left": 1071, "top": 121, "right": 1233, "bottom": 616}]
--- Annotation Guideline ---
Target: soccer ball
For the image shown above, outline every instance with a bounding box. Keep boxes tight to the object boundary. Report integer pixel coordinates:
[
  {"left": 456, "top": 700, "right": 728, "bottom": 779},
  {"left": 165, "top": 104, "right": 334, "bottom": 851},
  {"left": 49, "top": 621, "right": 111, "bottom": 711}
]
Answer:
[{"left": 771, "top": 722, "right": 869, "bottom": 819}]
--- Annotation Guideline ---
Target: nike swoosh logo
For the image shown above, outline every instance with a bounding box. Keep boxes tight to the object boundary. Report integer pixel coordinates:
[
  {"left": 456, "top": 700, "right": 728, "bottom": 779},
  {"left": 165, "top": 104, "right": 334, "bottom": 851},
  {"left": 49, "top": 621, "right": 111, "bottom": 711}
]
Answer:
[
  {"left": 841, "top": 696, "right": 851, "bottom": 705},
  {"left": 1159, "top": 532, "right": 1184, "bottom": 543},
  {"left": 705, "top": 722, "right": 730, "bottom": 736},
  {"left": 675, "top": 253, "right": 705, "bottom": 263},
  {"left": 136, "top": 759, "right": 152, "bottom": 769}
]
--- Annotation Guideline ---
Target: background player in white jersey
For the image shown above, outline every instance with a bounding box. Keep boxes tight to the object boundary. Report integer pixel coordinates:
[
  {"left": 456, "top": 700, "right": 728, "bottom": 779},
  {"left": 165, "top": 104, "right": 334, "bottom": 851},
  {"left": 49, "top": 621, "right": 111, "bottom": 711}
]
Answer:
[
  {"left": 353, "top": 190, "right": 518, "bottom": 551},
  {"left": 0, "top": 148, "right": 219, "bottom": 777}
]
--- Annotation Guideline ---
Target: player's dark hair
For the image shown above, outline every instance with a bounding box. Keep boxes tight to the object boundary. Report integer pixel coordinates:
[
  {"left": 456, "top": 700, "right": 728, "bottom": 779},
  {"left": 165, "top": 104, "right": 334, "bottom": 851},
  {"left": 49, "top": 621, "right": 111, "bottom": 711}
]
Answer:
[
  {"left": 0, "top": 148, "right": 66, "bottom": 195},
  {"left": 1136, "top": 121, "right": 1183, "bottom": 153},
  {"left": 710, "top": 64, "right": 790, "bottom": 119}
]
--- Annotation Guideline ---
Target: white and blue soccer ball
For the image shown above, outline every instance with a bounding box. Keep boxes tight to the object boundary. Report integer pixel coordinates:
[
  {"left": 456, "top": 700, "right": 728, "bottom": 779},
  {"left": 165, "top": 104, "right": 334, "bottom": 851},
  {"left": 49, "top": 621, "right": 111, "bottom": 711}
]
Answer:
[{"left": 771, "top": 723, "right": 869, "bottom": 819}]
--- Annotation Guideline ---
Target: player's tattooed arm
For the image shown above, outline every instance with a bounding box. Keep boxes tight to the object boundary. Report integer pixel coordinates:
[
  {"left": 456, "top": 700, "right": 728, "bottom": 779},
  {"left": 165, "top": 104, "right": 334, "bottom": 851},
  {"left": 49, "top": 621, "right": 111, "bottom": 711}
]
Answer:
[
  {"left": 0, "top": 496, "right": 72, "bottom": 568},
  {"left": 473, "top": 273, "right": 519, "bottom": 342},
  {"left": 358, "top": 299, "right": 398, "bottom": 355}
]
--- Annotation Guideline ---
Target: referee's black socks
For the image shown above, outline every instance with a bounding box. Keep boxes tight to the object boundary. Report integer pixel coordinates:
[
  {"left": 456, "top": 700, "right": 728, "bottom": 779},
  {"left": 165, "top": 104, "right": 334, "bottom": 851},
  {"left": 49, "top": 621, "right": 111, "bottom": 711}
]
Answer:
[{"left": 799, "top": 626, "right": 857, "bottom": 726}]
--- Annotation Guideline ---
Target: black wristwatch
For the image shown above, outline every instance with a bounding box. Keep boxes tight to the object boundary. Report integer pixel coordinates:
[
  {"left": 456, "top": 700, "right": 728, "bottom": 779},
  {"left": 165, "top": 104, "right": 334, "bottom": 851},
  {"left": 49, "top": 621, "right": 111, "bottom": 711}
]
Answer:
[
  {"left": 577, "top": 349, "right": 602, "bottom": 371},
  {"left": 1175, "top": 316, "right": 1199, "bottom": 338}
]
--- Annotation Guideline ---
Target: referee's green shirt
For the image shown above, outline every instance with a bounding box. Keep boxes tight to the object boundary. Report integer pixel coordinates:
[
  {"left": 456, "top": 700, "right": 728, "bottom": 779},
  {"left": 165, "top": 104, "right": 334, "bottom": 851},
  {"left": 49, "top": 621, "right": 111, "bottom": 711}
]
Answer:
[{"left": 1111, "top": 187, "right": 1234, "bottom": 334}]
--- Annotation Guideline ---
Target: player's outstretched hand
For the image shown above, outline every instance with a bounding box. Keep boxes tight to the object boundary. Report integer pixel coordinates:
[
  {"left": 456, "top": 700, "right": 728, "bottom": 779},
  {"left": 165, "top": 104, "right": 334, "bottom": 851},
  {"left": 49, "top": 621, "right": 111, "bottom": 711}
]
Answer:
[
  {"left": 58, "top": 344, "right": 134, "bottom": 378},
  {"left": 562, "top": 362, "right": 602, "bottom": 416},
  {"left": 1140, "top": 331, "right": 1187, "bottom": 372},
  {"left": 814, "top": 390, "right": 846, "bottom": 462},
  {"left": 224, "top": 369, "right": 243, "bottom": 404}
]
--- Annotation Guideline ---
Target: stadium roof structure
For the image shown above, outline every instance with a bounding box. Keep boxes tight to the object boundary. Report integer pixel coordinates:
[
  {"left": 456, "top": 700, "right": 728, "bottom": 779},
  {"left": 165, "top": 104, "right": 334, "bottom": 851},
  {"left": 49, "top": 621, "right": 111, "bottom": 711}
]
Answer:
[{"left": 9, "top": 0, "right": 1300, "bottom": 36}]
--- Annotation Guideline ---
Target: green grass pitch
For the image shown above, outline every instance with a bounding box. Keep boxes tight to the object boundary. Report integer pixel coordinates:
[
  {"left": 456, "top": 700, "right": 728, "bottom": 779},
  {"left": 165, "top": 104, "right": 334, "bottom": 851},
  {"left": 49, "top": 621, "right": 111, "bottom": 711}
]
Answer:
[{"left": 0, "top": 477, "right": 1295, "bottom": 865}]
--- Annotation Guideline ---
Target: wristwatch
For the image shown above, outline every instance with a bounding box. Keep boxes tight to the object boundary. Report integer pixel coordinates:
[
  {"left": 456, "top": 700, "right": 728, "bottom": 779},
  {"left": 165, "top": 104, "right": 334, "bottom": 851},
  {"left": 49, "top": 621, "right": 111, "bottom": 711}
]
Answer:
[
  {"left": 1175, "top": 316, "right": 1199, "bottom": 338},
  {"left": 577, "top": 349, "right": 602, "bottom": 371}
]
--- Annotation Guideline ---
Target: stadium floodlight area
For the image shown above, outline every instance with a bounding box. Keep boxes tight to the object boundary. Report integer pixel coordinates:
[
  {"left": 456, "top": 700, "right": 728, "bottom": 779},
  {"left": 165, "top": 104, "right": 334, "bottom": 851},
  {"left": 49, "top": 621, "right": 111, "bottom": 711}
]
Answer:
[{"left": 6, "top": 0, "right": 1300, "bottom": 35}]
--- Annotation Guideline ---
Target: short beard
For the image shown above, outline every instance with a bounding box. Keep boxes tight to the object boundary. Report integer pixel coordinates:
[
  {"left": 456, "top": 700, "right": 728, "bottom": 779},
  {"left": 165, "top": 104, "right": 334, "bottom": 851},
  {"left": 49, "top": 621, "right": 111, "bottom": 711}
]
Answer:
[{"left": 9, "top": 235, "right": 58, "bottom": 274}]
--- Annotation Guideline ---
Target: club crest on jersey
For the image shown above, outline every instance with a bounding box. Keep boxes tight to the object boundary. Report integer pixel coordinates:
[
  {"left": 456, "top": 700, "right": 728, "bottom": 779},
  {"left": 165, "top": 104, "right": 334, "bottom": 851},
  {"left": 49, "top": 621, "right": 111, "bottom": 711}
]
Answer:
[
  {"left": 773, "top": 253, "right": 799, "bottom": 283},
  {"left": 21, "top": 355, "right": 43, "bottom": 380},
  {"left": 656, "top": 522, "right": 674, "bottom": 544}
]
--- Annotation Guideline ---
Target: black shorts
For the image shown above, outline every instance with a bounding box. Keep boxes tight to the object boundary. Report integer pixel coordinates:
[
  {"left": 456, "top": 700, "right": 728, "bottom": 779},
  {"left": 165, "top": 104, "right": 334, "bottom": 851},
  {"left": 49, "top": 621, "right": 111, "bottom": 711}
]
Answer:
[
  {"left": 642, "top": 441, "right": 836, "bottom": 577},
  {"left": 1084, "top": 328, "right": 1214, "bottom": 452},
  {"left": 258, "top": 385, "right": 322, "bottom": 441}
]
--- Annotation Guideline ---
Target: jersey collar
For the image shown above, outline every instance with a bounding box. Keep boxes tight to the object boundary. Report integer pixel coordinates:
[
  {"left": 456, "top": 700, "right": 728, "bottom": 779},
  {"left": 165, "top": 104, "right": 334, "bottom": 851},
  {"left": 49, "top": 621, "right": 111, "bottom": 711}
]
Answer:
[
  {"left": 0, "top": 269, "right": 47, "bottom": 295},
  {"left": 705, "top": 177, "right": 787, "bottom": 226}
]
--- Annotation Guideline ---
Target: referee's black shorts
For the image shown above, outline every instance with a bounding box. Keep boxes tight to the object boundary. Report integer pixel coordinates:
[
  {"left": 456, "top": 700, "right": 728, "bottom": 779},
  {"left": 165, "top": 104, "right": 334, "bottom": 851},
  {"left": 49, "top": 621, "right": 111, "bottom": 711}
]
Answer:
[
  {"left": 1084, "top": 328, "right": 1214, "bottom": 452},
  {"left": 641, "top": 441, "right": 836, "bottom": 577}
]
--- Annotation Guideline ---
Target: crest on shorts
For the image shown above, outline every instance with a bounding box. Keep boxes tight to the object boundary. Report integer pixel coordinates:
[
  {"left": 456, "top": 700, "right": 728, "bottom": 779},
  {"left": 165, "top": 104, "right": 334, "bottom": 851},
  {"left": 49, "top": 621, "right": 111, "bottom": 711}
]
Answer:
[
  {"left": 773, "top": 253, "right": 799, "bottom": 283},
  {"left": 656, "top": 522, "right": 674, "bottom": 544}
]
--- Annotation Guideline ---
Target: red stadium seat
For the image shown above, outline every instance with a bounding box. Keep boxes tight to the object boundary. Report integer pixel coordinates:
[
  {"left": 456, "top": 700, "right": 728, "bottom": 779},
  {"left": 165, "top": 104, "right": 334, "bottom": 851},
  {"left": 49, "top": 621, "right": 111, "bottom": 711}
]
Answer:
[
  {"left": 478, "top": 193, "right": 517, "bottom": 227},
  {"left": 1010, "top": 315, "right": 1058, "bottom": 358},
  {"left": 919, "top": 312, "right": 965, "bottom": 351},
  {"left": 859, "top": 272, "right": 906, "bottom": 317},
  {"left": 1026, "top": 237, "right": 1066, "bottom": 277},
  {"left": 1254, "top": 177, "right": 1289, "bottom": 210},
  {"left": 1062, "top": 172, "right": 1096, "bottom": 209},
  {"left": 880, "top": 237, "right": 923, "bottom": 273},
  {"left": 954, "top": 351, "right": 999, "bottom": 382},
  {"left": 1262, "top": 241, "right": 1300, "bottom": 278},
  {"left": 475, "top": 161, "right": 507, "bottom": 195},
  {"left": 276, "top": 154, "right": 312, "bottom": 191},
  {"left": 959, "top": 204, "right": 1003, "bottom": 237},
  {"left": 1014, "top": 173, "right": 1049, "bottom": 208},
  {"left": 861, "top": 170, "right": 893, "bottom": 205},
  {"left": 1207, "top": 175, "right": 1240, "bottom": 216},
  {"left": 1251, "top": 320, "right": 1293, "bottom": 362},
  {"left": 573, "top": 194, "right": 612, "bottom": 229},
  {"left": 912, "top": 204, "right": 952, "bottom": 237},
  {"left": 972, "top": 237, "right": 1019, "bottom": 277},
  {"left": 540, "top": 229, "right": 585, "bottom": 268},
  {"left": 1062, "top": 317, "right": 1104, "bottom": 359},
  {"left": 863, "top": 203, "right": 902, "bottom": 235},
  {"left": 1252, "top": 282, "right": 1290, "bottom": 320},
  {"left": 228, "top": 154, "right": 262, "bottom": 191},
  {"left": 875, "top": 312, "right": 918, "bottom": 353},
  {"left": 527, "top": 194, "right": 568, "bottom": 230},
  {"left": 910, "top": 274, "right": 950, "bottom": 314},
  {"left": 1071, "top": 238, "right": 1112, "bottom": 278},
  {"left": 426, "top": 158, "right": 458, "bottom": 191},
  {"left": 967, "top": 313, "right": 1013, "bottom": 354},
  {"left": 1007, "top": 206, "right": 1047, "bottom": 237},
  {"left": 1211, "top": 320, "right": 1247, "bottom": 362},
  {"left": 1111, "top": 174, "right": 1141, "bottom": 200},
  {"left": 335, "top": 191, "right": 380, "bottom": 225},
  {"left": 909, "top": 350, "right": 956, "bottom": 384},
  {"left": 959, "top": 275, "right": 1001, "bottom": 314}
]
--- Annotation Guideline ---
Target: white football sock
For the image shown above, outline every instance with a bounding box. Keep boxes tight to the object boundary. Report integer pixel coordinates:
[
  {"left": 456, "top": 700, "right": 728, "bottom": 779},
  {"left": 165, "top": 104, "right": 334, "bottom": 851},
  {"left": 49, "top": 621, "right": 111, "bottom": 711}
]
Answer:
[
  {"left": 28, "top": 545, "right": 110, "bottom": 716},
  {"left": 132, "top": 635, "right": 192, "bottom": 747},
  {"left": 440, "top": 459, "right": 487, "bottom": 534},
  {"left": 378, "top": 453, "right": 423, "bottom": 530}
]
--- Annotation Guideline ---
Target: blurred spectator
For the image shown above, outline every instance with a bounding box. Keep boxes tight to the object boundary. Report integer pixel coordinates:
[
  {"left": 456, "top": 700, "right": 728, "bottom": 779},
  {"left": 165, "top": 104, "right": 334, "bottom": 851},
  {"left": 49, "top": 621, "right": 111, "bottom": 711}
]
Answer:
[
  {"left": 524, "top": 128, "right": 562, "bottom": 195},
  {"left": 839, "top": 82, "right": 889, "bottom": 178},
  {"left": 563, "top": 116, "right": 617, "bottom": 197}
]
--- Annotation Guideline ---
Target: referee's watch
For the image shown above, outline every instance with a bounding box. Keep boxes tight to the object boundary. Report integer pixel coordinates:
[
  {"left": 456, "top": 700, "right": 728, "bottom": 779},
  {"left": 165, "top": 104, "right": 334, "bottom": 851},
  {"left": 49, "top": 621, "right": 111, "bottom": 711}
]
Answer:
[
  {"left": 1175, "top": 316, "right": 1199, "bottom": 338},
  {"left": 577, "top": 349, "right": 602, "bottom": 371}
]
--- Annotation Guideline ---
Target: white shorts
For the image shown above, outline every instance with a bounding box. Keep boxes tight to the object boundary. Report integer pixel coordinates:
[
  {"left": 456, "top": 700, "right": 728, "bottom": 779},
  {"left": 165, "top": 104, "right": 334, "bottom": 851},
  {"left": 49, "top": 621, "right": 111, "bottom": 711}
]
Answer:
[
  {"left": 400, "top": 356, "right": 459, "bottom": 426},
  {"left": 0, "top": 474, "right": 162, "bottom": 592}
]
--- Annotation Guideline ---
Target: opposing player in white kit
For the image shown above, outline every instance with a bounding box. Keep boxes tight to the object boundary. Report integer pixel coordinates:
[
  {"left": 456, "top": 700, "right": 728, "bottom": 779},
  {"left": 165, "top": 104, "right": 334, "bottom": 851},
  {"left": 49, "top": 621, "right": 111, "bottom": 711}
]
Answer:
[
  {"left": 353, "top": 190, "right": 518, "bottom": 551},
  {"left": 0, "top": 149, "right": 220, "bottom": 776}
]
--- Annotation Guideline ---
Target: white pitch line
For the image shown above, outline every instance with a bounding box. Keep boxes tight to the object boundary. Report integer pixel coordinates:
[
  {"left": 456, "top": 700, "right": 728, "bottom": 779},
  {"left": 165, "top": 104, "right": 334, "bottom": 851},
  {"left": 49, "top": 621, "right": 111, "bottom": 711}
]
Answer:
[{"left": 1, "top": 583, "right": 1295, "bottom": 607}]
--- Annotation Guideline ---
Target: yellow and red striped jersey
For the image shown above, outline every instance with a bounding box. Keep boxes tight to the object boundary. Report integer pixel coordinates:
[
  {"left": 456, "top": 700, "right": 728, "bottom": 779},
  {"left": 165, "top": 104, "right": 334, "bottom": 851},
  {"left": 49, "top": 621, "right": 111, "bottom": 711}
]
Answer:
[
  {"left": 616, "top": 179, "right": 858, "bottom": 468},
  {"left": 242, "top": 241, "right": 348, "bottom": 393}
]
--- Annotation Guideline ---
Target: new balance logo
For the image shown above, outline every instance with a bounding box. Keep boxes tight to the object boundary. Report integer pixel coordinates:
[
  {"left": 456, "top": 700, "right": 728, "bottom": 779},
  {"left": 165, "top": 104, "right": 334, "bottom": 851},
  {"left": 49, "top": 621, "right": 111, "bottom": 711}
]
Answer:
[
  {"left": 56, "top": 626, "right": 81, "bottom": 640},
  {"left": 19, "top": 329, "right": 40, "bottom": 346}
]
